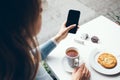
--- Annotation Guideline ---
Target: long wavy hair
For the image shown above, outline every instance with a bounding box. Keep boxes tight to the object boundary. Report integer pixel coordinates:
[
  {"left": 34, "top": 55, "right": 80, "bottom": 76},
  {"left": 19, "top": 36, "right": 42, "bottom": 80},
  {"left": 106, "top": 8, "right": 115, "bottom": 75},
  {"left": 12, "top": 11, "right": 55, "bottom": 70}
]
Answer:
[{"left": 0, "top": 0, "right": 41, "bottom": 80}]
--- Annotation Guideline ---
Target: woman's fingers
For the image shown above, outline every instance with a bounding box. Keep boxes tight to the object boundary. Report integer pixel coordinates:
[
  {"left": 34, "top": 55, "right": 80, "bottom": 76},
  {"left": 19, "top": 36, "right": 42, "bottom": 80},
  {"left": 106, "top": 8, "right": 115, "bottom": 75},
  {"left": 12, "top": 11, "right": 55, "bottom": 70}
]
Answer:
[
  {"left": 85, "top": 66, "right": 89, "bottom": 76},
  {"left": 62, "top": 21, "right": 77, "bottom": 32},
  {"left": 82, "top": 64, "right": 86, "bottom": 74},
  {"left": 87, "top": 71, "right": 91, "bottom": 78},
  {"left": 78, "top": 25, "right": 80, "bottom": 28},
  {"left": 83, "top": 67, "right": 88, "bottom": 80},
  {"left": 66, "top": 24, "right": 76, "bottom": 31},
  {"left": 76, "top": 63, "right": 85, "bottom": 74},
  {"left": 77, "top": 64, "right": 91, "bottom": 80},
  {"left": 72, "top": 63, "right": 91, "bottom": 80},
  {"left": 83, "top": 65, "right": 91, "bottom": 80},
  {"left": 73, "top": 67, "right": 79, "bottom": 73}
]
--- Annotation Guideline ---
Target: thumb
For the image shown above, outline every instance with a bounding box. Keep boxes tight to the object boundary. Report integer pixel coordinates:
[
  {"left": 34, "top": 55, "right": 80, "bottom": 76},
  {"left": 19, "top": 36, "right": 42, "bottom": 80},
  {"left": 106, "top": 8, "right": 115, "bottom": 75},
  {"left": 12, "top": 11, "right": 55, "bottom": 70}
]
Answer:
[{"left": 66, "top": 24, "right": 76, "bottom": 31}]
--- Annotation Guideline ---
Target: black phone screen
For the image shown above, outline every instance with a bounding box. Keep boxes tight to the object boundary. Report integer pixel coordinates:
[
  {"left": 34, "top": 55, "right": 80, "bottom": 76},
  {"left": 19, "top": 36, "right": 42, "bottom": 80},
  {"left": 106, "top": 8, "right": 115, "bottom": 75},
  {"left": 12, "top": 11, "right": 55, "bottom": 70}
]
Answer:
[{"left": 66, "top": 10, "right": 80, "bottom": 34}]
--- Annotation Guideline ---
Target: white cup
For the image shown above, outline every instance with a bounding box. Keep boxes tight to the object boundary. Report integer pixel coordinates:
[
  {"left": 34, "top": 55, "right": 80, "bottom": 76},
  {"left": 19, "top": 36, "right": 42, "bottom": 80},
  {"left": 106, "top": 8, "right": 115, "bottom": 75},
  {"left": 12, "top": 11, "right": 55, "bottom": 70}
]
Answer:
[{"left": 65, "top": 47, "right": 80, "bottom": 68}]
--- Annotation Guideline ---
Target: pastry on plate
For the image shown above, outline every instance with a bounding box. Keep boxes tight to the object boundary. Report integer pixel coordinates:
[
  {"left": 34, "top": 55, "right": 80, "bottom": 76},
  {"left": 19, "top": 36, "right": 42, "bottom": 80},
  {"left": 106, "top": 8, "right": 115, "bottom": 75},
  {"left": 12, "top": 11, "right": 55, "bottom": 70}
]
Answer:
[{"left": 97, "top": 53, "right": 117, "bottom": 69}]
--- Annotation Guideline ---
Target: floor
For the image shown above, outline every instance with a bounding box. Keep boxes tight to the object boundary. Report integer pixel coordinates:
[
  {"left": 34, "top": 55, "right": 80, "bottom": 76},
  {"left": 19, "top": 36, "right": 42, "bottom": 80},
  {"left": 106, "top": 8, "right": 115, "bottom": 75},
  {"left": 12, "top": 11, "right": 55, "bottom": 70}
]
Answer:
[{"left": 37, "top": 0, "right": 120, "bottom": 44}]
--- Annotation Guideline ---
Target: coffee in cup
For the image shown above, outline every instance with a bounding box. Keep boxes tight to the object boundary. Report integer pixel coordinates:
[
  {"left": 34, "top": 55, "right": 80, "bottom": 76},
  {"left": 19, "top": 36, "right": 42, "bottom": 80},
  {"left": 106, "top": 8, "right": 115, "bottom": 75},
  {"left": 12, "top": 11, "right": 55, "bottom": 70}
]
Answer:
[
  {"left": 66, "top": 50, "right": 78, "bottom": 57},
  {"left": 65, "top": 47, "right": 79, "bottom": 68}
]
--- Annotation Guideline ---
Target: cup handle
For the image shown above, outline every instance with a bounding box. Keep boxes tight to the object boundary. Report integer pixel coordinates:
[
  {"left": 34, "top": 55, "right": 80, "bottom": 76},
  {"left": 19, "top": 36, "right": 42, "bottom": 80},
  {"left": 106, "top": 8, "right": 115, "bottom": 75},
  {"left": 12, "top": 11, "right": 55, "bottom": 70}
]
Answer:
[{"left": 74, "top": 57, "right": 79, "bottom": 67}]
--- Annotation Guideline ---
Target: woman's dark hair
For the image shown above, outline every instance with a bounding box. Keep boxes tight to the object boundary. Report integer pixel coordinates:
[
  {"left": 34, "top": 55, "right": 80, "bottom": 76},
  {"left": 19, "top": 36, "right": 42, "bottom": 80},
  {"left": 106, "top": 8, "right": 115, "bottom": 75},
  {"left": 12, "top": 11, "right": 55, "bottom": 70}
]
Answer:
[{"left": 0, "top": 0, "right": 41, "bottom": 80}]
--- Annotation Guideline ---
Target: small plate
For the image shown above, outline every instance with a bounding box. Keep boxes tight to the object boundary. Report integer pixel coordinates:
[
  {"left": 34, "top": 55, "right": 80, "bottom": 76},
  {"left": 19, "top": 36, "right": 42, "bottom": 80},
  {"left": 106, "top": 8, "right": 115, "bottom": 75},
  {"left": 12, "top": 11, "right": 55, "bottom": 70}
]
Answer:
[
  {"left": 62, "top": 56, "right": 84, "bottom": 73},
  {"left": 89, "top": 49, "right": 120, "bottom": 75}
]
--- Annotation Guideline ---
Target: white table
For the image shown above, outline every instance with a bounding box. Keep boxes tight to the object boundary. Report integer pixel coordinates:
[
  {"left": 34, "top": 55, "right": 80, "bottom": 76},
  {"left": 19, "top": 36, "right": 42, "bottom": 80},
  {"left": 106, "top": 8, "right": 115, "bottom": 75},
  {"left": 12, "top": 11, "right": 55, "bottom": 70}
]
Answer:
[{"left": 46, "top": 16, "right": 120, "bottom": 80}]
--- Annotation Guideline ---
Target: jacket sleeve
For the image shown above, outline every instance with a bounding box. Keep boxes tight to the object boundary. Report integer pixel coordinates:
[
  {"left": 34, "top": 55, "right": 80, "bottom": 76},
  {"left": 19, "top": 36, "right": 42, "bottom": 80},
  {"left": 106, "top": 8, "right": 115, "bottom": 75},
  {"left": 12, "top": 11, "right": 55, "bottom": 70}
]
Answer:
[{"left": 38, "top": 39, "right": 57, "bottom": 60}]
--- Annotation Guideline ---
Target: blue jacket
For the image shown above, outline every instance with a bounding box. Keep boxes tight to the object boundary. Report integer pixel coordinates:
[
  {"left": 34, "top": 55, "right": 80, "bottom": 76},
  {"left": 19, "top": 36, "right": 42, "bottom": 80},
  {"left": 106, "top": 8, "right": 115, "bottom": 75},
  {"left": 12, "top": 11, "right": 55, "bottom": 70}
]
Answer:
[{"left": 35, "top": 39, "right": 57, "bottom": 80}]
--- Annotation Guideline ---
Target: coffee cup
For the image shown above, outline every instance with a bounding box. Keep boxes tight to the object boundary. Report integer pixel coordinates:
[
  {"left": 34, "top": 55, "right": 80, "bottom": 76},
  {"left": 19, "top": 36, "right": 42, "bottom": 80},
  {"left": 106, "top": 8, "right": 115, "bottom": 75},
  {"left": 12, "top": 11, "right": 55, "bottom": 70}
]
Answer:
[{"left": 65, "top": 47, "right": 79, "bottom": 68}]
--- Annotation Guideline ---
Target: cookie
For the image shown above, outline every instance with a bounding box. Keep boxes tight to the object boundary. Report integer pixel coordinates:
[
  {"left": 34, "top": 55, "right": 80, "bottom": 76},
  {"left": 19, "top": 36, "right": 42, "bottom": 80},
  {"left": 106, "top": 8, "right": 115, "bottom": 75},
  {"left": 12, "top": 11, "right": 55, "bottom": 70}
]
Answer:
[{"left": 97, "top": 53, "right": 117, "bottom": 69}]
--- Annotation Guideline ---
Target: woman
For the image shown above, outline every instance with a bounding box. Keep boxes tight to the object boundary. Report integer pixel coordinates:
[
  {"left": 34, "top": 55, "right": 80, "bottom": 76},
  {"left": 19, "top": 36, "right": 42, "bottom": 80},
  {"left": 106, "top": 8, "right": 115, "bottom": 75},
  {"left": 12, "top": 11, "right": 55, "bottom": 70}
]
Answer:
[{"left": 0, "top": 0, "right": 90, "bottom": 80}]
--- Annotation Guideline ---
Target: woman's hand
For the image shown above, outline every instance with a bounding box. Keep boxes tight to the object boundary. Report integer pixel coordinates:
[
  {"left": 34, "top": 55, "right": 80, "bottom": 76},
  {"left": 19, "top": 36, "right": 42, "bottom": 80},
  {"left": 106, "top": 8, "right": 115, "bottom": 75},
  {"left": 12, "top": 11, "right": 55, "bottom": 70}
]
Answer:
[
  {"left": 72, "top": 63, "right": 91, "bottom": 80},
  {"left": 53, "top": 21, "right": 76, "bottom": 43}
]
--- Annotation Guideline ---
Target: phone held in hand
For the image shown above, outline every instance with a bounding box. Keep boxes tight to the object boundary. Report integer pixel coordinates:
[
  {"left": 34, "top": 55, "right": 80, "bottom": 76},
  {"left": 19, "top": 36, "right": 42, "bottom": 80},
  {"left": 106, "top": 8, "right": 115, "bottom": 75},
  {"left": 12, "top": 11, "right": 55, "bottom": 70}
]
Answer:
[{"left": 66, "top": 9, "right": 80, "bottom": 34}]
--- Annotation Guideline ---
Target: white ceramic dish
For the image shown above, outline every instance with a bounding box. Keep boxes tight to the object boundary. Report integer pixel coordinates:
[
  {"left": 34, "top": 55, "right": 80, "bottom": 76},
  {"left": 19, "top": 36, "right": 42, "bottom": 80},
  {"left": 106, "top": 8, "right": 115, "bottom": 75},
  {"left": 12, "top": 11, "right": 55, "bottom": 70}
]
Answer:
[{"left": 89, "top": 49, "right": 120, "bottom": 75}]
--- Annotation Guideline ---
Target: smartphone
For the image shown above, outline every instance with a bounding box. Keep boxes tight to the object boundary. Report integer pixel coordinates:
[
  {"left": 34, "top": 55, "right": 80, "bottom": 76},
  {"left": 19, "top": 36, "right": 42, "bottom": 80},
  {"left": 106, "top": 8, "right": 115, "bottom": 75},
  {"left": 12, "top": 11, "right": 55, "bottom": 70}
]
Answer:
[{"left": 66, "top": 9, "right": 80, "bottom": 34}]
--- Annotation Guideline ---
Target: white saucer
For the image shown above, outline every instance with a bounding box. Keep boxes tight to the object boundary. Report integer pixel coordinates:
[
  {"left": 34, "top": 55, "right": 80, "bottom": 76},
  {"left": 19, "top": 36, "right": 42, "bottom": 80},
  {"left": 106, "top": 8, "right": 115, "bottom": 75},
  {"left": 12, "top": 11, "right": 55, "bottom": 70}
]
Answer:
[
  {"left": 62, "top": 56, "right": 84, "bottom": 73},
  {"left": 89, "top": 48, "right": 120, "bottom": 75}
]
